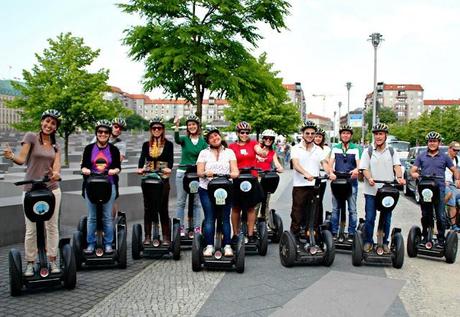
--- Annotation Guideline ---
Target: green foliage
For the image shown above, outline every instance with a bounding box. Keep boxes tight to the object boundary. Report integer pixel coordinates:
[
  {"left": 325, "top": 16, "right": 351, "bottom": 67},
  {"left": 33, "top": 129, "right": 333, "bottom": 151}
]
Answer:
[
  {"left": 7, "top": 32, "right": 128, "bottom": 165},
  {"left": 390, "top": 106, "right": 460, "bottom": 145},
  {"left": 364, "top": 106, "right": 397, "bottom": 131},
  {"left": 224, "top": 53, "right": 301, "bottom": 137},
  {"left": 351, "top": 127, "right": 363, "bottom": 144},
  {"left": 126, "top": 113, "right": 149, "bottom": 131},
  {"left": 119, "top": 0, "right": 291, "bottom": 121}
]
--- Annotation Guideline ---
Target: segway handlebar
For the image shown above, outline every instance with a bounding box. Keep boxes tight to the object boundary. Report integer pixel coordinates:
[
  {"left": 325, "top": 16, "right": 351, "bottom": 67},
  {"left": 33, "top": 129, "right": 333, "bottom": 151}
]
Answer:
[
  {"left": 373, "top": 179, "right": 400, "bottom": 185},
  {"left": 305, "top": 175, "right": 330, "bottom": 181},
  {"left": 334, "top": 171, "right": 352, "bottom": 178},
  {"left": 419, "top": 174, "right": 444, "bottom": 180},
  {"left": 178, "top": 164, "right": 196, "bottom": 168},
  {"left": 14, "top": 175, "right": 61, "bottom": 186}
]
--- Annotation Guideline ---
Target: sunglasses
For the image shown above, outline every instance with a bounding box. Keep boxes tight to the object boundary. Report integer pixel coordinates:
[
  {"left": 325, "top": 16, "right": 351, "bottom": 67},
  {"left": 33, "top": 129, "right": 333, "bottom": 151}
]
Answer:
[
  {"left": 262, "top": 137, "right": 274, "bottom": 141},
  {"left": 304, "top": 132, "right": 315, "bottom": 136},
  {"left": 97, "top": 130, "right": 110, "bottom": 135},
  {"left": 239, "top": 131, "right": 250, "bottom": 135},
  {"left": 151, "top": 126, "right": 164, "bottom": 131},
  {"left": 112, "top": 125, "right": 121, "bottom": 130}
]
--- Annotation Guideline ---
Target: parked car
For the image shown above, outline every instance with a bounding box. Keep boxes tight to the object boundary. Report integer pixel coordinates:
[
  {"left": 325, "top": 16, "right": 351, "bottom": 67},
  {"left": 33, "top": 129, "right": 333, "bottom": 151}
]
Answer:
[{"left": 403, "top": 145, "right": 448, "bottom": 203}]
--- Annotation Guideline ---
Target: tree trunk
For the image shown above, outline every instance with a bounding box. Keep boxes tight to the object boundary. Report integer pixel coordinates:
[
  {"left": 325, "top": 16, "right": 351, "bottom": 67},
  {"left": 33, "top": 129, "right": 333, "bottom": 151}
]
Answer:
[
  {"left": 195, "top": 78, "right": 204, "bottom": 123},
  {"left": 64, "top": 134, "right": 69, "bottom": 168}
]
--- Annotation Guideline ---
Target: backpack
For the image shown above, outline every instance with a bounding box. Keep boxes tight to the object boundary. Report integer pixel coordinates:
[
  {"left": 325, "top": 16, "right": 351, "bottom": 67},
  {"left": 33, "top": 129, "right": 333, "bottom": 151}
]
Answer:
[{"left": 358, "top": 146, "right": 395, "bottom": 182}]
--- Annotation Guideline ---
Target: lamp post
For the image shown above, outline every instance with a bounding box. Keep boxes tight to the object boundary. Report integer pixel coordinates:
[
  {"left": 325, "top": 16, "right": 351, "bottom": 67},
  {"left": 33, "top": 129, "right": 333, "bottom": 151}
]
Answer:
[
  {"left": 346, "top": 82, "right": 352, "bottom": 125},
  {"left": 368, "top": 32, "right": 384, "bottom": 127},
  {"left": 333, "top": 110, "right": 337, "bottom": 144},
  {"left": 338, "top": 101, "right": 342, "bottom": 127}
]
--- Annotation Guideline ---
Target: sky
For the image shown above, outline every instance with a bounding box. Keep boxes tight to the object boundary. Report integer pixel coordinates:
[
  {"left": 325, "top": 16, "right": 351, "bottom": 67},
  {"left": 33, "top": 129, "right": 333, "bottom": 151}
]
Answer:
[{"left": 1, "top": 0, "right": 459, "bottom": 119}]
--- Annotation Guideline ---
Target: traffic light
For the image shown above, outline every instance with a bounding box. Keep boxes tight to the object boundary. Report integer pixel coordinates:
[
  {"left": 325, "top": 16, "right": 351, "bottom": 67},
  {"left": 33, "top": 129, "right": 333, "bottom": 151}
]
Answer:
[{"left": 376, "top": 82, "right": 384, "bottom": 93}]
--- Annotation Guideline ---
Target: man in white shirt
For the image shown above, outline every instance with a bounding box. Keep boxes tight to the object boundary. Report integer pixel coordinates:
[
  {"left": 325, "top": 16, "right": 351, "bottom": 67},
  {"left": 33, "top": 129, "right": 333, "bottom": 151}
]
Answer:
[
  {"left": 445, "top": 141, "right": 460, "bottom": 232},
  {"left": 290, "top": 120, "right": 335, "bottom": 237},
  {"left": 359, "top": 123, "right": 405, "bottom": 252}
]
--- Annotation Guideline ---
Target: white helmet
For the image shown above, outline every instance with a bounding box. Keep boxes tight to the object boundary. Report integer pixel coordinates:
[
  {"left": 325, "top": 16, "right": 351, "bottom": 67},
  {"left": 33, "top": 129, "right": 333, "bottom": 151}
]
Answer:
[{"left": 261, "top": 129, "right": 277, "bottom": 138}]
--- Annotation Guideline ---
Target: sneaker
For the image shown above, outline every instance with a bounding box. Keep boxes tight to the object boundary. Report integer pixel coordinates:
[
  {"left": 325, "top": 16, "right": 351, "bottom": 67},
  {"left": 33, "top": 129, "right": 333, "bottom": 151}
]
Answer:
[
  {"left": 179, "top": 225, "right": 186, "bottom": 237},
  {"left": 452, "top": 224, "right": 460, "bottom": 233},
  {"left": 162, "top": 239, "right": 171, "bottom": 247},
  {"left": 231, "top": 235, "right": 239, "bottom": 245},
  {"left": 383, "top": 244, "right": 391, "bottom": 254},
  {"left": 194, "top": 226, "right": 202, "bottom": 234},
  {"left": 248, "top": 235, "right": 257, "bottom": 244},
  {"left": 437, "top": 239, "right": 446, "bottom": 248},
  {"left": 104, "top": 245, "right": 114, "bottom": 254},
  {"left": 332, "top": 234, "right": 337, "bottom": 241},
  {"left": 24, "top": 262, "right": 34, "bottom": 277},
  {"left": 84, "top": 244, "right": 95, "bottom": 255},
  {"left": 347, "top": 234, "right": 354, "bottom": 243},
  {"left": 143, "top": 236, "right": 151, "bottom": 245},
  {"left": 50, "top": 261, "right": 61, "bottom": 274},
  {"left": 363, "top": 242, "right": 372, "bottom": 253},
  {"left": 224, "top": 245, "right": 234, "bottom": 257},
  {"left": 203, "top": 245, "right": 214, "bottom": 256}
]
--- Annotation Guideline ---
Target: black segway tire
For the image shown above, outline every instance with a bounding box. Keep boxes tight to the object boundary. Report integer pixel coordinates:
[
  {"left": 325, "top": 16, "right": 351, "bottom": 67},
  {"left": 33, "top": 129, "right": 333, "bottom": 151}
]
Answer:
[
  {"left": 322, "top": 230, "right": 335, "bottom": 267},
  {"left": 172, "top": 222, "right": 181, "bottom": 261},
  {"left": 131, "top": 224, "right": 142, "bottom": 260},
  {"left": 192, "top": 233, "right": 202, "bottom": 272},
  {"left": 62, "top": 244, "right": 77, "bottom": 289},
  {"left": 392, "top": 232, "right": 404, "bottom": 269},
  {"left": 445, "top": 230, "right": 458, "bottom": 264},
  {"left": 118, "top": 228, "right": 127, "bottom": 269},
  {"left": 352, "top": 231, "right": 363, "bottom": 267},
  {"left": 407, "top": 226, "right": 421, "bottom": 258},
  {"left": 78, "top": 216, "right": 87, "bottom": 234},
  {"left": 271, "top": 212, "right": 283, "bottom": 243},
  {"left": 257, "top": 221, "right": 269, "bottom": 256},
  {"left": 72, "top": 231, "right": 83, "bottom": 270},
  {"left": 279, "top": 231, "right": 296, "bottom": 267},
  {"left": 235, "top": 234, "right": 245, "bottom": 273},
  {"left": 9, "top": 249, "right": 22, "bottom": 296}
]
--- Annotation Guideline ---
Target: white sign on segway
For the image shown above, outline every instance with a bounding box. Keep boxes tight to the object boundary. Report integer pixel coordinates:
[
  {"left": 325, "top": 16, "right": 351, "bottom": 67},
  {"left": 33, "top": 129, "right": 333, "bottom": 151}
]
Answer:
[
  {"left": 33, "top": 201, "right": 50, "bottom": 215},
  {"left": 421, "top": 188, "right": 433, "bottom": 202},
  {"left": 240, "top": 181, "right": 252, "bottom": 192},
  {"left": 381, "top": 196, "right": 395, "bottom": 208},
  {"left": 214, "top": 188, "right": 228, "bottom": 205},
  {"left": 189, "top": 181, "right": 199, "bottom": 194}
]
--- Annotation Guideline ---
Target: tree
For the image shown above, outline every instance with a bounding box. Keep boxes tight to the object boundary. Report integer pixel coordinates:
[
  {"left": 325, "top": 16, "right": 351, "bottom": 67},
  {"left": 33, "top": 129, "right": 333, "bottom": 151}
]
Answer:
[
  {"left": 119, "top": 0, "right": 291, "bottom": 122},
  {"left": 7, "top": 33, "right": 128, "bottom": 165},
  {"left": 364, "top": 106, "right": 397, "bottom": 131},
  {"left": 224, "top": 53, "right": 301, "bottom": 138},
  {"left": 126, "top": 113, "right": 149, "bottom": 131}
]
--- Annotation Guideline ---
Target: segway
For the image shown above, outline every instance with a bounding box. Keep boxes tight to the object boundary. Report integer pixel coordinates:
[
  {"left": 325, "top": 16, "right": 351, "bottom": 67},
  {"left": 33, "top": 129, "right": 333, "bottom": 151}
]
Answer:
[
  {"left": 72, "top": 173, "right": 127, "bottom": 269},
  {"left": 179, "top": 164, "right": 200, "bottom": 248},
  {"left": 352, "top": 180, "right": 404, "bottom": 268},
  {"left": 192, "top": 175, "right": 245, "bottom": 273},
  {"left": 324, "top": 171, "right": 357, "bottom": 251},
  {"left": 258, "top": 169, "right": 283, "bottom": 243},
  {"left": 279, "top": 175, "right": 335, "bottom": 267},
  {"left": 9, "top": 175, "right": 76, "bottom": 296},
  {"left": 131, "top": 170, "right": 181, "bottom": 260},
  {"left": 407, "top": 175, "right": 458, "bottom": 263},
  {"left": 234, "top": 168, "right": 268, "bottom": 256}
]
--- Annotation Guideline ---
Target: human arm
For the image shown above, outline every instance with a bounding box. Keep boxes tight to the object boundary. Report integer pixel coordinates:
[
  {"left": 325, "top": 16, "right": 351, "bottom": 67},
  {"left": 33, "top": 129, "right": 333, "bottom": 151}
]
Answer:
[
  {"left": 229, "top": 159, "right": 239, "bottom": 179},
  {"left": 50, "top": 149, "right": 61, "bottom": 181},
  {"left": 108, "top": 144, "right": 121, "bottom": 176},
  {"left": 321, "top": 159, "right": 336, "bottom": 181},
  {"left": 272, "top": 152, "right": 284, "bottom": 172}
]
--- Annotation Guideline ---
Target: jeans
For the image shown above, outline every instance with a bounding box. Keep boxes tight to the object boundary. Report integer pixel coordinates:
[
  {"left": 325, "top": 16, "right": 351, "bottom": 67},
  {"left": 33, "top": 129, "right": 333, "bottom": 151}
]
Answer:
[
  {"left": 175, "top": 171, "right": 202, "bottom": 228},
  {"left": 331, "top": 184, "right": 358, "bottom": 235},
  {"left": 290, "top": 186, "right": 317, "bottom": 235},
  {"left": 445, "top": 183, "right": 460, "bottom": 207},
  {"left": 364, "top": 194, "right": 392, "bottom": 245},
  {"left": 421, "top": 187, "right": 446, "bottom": 240},
  {"left": 85, "top": 185, "right": 116, "bottom": 246},
  {"left": 199, "top": 187, "right": 231, "bottom": 246}
]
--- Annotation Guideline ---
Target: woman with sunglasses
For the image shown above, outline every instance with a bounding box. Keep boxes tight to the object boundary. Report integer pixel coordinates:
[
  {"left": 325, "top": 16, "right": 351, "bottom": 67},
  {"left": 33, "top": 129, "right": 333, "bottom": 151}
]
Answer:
[
  {"left": 229, "top": 121, "right": 264, "bottom": 244},
  {"left": 81, "top": 120, "right": 121, "bottom": 254},
  {"left": 313, "top": 127, "right": 331, "bottom": 227},
  {"left": 137, "top": 117, "right": 174, "bottom": 246},
  {"left": 255, "top": 129, "right": 284, "bottom": 172}
]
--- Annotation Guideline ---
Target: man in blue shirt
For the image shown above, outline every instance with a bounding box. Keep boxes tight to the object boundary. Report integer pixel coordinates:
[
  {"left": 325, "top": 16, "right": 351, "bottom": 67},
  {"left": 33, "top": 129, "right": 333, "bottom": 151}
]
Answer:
[{"left": 410, "top": 131, "right": 460, "bottom": 245}]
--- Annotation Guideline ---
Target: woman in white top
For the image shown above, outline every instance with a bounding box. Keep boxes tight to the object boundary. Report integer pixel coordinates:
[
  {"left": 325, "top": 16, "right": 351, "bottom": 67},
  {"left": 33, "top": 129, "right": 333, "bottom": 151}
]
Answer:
[
  {"left": 196, "top": 127, "right": 239, "bottom": 257},
  {"left": 314, "top": 127, "right": 331, "bottom": 227}
]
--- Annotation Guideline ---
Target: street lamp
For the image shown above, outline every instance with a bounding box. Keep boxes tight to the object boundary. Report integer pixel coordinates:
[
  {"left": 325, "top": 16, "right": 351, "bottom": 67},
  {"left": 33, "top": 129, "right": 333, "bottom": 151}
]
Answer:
[
  {"left": 338, "top": 101, "right": 342, "bottom": 127},
  {"left": 333, "top": 110, "right": 337, "bottom": 143},
  {"left": 346, "top": 82, "right": 352, "bottom": 125},
  {"left": 368, "top": 32, "right": 384, "bottom": 127}
]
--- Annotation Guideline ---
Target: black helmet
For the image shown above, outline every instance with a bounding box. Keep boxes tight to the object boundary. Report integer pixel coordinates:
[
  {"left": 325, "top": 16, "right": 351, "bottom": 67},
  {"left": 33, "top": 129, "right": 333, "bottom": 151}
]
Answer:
[
  {"left": 95, "top": 119, "right": 112, "bottom": 133},
  {"left": 425, "top": 131, "right": 441, "bottom": 141},
  {"left": 185, "top": 114, "right": 200, "bottom": 125},
  {"left": 41, "top": 109, "right": 62, "bottom": 127},
  {"left": 372, "top": 123, "right": 389, "bottom": 133},
  {"left": 316, "top": 127, "right": 326, "bottom": 137},
  {"left": 112, "top": 117, "right": 127, "bottom": 129},
  {"left": 149, "top": 116, "right": 165, "bottom": 128},
  {"left": 339, "top": 124, "right": 353, "bottom": 134},
  {"left": 301, "top": 120, "right": 318, "bottom": 132},
  {"left": 203, "top": 126, "right": 220, "bottom": 143}
]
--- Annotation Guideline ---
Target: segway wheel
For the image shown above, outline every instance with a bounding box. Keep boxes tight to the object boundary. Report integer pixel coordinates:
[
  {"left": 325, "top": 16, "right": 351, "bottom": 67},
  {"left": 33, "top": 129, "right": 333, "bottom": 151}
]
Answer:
[
  {"left": 257, "top": 221, "right": 269, "bottom": 256},
  {"left": 192, "top": 233, "right": 202, "bottom": 272},
  {"left": 445, "top": 230, "right": 458, "bottom": 264},
  {"left": 407, "top": 226, "right": 421, "bottom": 258},
  {"left": 271, "top": 212, "right": 283, "bottom": 243},
  {"left": 235, "top": 234, "right": 245, "bottom": 273},
  {"left": 77, "top": 216, "right": 87, "bottom": 234},
  {"left": 72, "top": 231, "right": 83, "bottom": 270},
  {"left": 118, "top": 228, "right": 127, "bottom": 269},
  {"left": 172, "top": 222, "right": 181, "bottom": 261},
  {"left": 279, "top": 231, "right": 296, "bottom": 267},
  {"left": 322, "top": 230, "right": 335, "bottom": 267},
  {"left": 391, "top": 232, "right": 404, "bottom": 269},
  {"left": 9, "top": 249, "right": 22, "bottom": 296},
  {"left": 352, "top": 231, "right": 363, "bottom": 267},
  {"left": 62, "top": 244, "right": 77, "bottom": 289},
  {"left": 131, "top": 224, "right": 142, "bottom": 260}
]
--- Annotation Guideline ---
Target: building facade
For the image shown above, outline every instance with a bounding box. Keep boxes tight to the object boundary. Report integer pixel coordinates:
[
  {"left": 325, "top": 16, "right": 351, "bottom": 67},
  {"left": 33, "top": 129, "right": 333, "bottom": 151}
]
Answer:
[
  {"left": 424, "top": 99, "right": 460, "bottom": 113},
  {"left": 0, "top": 80, "right": 22, "bottom": 131},
  {"left": 284, "top": 82, "right": 306, "bottom": 120}
]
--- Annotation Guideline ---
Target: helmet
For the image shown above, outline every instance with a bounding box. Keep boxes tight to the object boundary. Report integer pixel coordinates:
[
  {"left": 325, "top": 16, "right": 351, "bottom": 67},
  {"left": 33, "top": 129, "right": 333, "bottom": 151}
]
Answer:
[
  {"left": 149, "top": 116, "right": 165, "bottom": 127},
  {"left": 316, "top": 127, "right": 326, "bottom": 137},
  {"left": 112, "top": 117, "right": 127, "bottom": 129},
  {"left": 261, "top": 129, "right": 277, "bottom": 138},
  {"left": 185, "top": 114, "right": 200, "bottom": 124},
  {"left": 372, "top": 123, "right": 389, "bottom": 133},
  {"left": 95, "top": 119, "right": 112, "bottom": 132},
  {"left": 41, "top": 109, "right": 62, "bottom": 126},
  {"left": 236, "top": 121, "right": 251, "bottom": 131},
  {"left": 425, "top": 131, "right": 441, "bottom": 141},
  {"left": 339, "top": 124, "right": 353, "bottom": 134},
  {"left": 301, "top": 120, "right": 318, "bottom": 132},
  {"left": 203, "top": 126, "right": 220, "bottom": 142}
]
